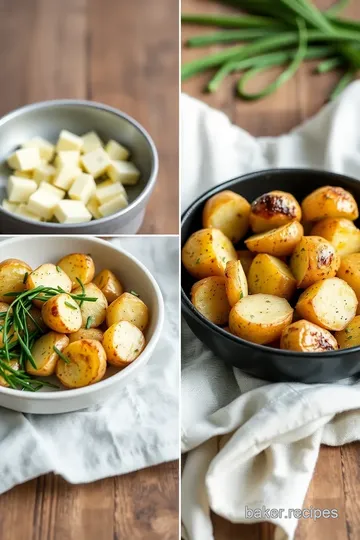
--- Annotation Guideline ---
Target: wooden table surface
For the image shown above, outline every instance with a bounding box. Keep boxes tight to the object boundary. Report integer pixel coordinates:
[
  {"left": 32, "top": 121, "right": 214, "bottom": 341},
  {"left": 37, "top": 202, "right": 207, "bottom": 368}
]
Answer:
[
  {"left": 182, "top": 1, "right": 360, "bottom": 539},
  {"left": 0, "top": 0, "right": 179, "bottom": 234}
]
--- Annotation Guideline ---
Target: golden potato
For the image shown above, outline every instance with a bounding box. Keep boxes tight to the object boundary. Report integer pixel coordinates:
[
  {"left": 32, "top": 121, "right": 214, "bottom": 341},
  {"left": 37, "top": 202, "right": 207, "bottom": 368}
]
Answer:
[
  {"left": 41, "top": 293, "right": 82, "bottom": 333},
  {"left": 301, "top": 186, "right": 358, "bottom": 222},
  {"left": 0, "top": 258, "right": 32, "bottom": 302},
  {"left": 26, "top": 307, "right": 47, "bottom": 333},
  {"left": 191, "top": 276, "right": 230, "bottom": 324},
  {"left": 224, "top": 260, "right": 248, "bottom": 307},
  {"left": 202, "top": 190, "right": 251, "bottom": 243},
  {"left": 103, "top": 321, "right": 146, "bottom": 367},
  {"left": 57, "top": 253, "right": 95, "bottom": 290},
  {"left": 106, "top": 292, "right": 149, "bottom": 331},
  {"left": 245, "top": 220, "right": 303, "bottom": 257},
  {"left": 72, "top": 282, "right": 108, "bottom": 328},
  {"left": 93, "top": 269, "right": 123, "bottom": 304},
  {"left": 0, "top": 360, "right": 20, "bottom": 387},
  {"left": 229, "top": 294, "right": 293, "bottom": 345},
  {"left": 335, "top": 316, "right": 360, "bottom": 349},
  {"left": 56, "top": 339, "right": 107, "bottom": 388},
  {"left": 236, "top": 250, "right": 255, "bottom": 277},
  {"left": 337, "top": 253, "right": 360, "bottom": 302},
  {"left": 27, "top": 332, "right": 69, "bottom": 376},
  {"left": 280, "top": 320, "right": 338, "bottom": 352},
  {"left": 295, "top": 277, "right": 357, "bottom": 331},
  {"left": 249, "top": 190, "right": 302, "bottom": 233},
  {"left": 68, "top": 328, "right": 104, "bottom": 344},
  {"left": 310, "top": 218, "right": 360, "bottom": 257},
  {"left": 182, "top": 228, "right": 237, "bottom": 279},
  {"left": 290, "top": 236, "right": 340, "bottom": 289},
  {"left": 26, "top": 263, "right": 72, "bottom": 308},
  {"left": 248, "top": 254, "right": 296, "bottom": 300}
]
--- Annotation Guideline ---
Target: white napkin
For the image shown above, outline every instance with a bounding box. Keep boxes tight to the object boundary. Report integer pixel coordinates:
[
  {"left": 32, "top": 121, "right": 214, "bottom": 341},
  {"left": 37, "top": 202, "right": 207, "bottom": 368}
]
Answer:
[
  {"left": 0, "top": 236, "right": 179, "bottom": 494},
  {"left": 181, "top": 82, "right": 360, "bottom": 540}
]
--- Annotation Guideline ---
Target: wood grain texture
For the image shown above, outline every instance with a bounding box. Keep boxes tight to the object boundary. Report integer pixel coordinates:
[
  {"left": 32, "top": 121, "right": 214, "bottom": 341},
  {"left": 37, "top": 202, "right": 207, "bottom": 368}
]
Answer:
[{"left": 0, "top": 0, "right": 179, "bottom": 233}]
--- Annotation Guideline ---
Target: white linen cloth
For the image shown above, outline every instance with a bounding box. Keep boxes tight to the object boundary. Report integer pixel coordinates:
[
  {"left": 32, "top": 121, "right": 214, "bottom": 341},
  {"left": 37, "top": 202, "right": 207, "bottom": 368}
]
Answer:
[
  {"left": 0, "top": 236, "right": 179, "bottom": 494},
  {"left": 181, "top": 82, "right": 360, "bottom": 540}
]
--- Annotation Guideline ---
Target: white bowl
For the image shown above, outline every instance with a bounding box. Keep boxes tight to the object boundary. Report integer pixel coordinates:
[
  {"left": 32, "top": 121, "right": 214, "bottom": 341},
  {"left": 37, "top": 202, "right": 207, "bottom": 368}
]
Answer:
[{"left": 0, "top": 236, "right": 164, "bottom": 414}]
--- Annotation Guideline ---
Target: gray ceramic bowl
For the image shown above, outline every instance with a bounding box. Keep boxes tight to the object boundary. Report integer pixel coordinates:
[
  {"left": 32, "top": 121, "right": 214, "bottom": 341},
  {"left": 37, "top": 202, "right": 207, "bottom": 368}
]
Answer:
[{"left": 0, "top": 100, "right": 158, "bottom": 234}]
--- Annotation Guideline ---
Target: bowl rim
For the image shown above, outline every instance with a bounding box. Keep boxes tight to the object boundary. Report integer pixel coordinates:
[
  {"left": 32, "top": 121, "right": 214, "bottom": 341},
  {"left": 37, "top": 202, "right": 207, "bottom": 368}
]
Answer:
[
  {"left": 181, "top": 167, "right": 360, "bottom": 358},
  {"left": 0, "top": 235, "right": 165, "bottom": 399},
  {"left": 0, "top": 99, "right": 159, "bottom": 228}
]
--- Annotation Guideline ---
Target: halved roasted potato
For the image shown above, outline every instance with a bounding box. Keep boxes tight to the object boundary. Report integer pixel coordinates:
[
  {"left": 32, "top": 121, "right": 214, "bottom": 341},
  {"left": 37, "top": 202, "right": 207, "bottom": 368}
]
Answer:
[
  {"left": 27, "top": 332, "right": 69, "bottom": 376},
  {"left": 229, "top": 294, "right": 293, "bottom": 345},
  {"left": 302, "top": 186, "right": 358, "bottom": 222},
  {"left": 245, "top": 220, "right": 303, "bottom": 257},
  {"left": 72, "top": 282, "right": 108, "bottom": 328},
  {"left": 93, "top": 269, "right": 123, "bottom": 304},
  {"left": 182, "top": 228, "right": 237, "bottom": 279},
  {"left": 106, "top": 292, "right": 149, "bottom": 331},
  {"left": 0, "top": 360, "right": 20, "bottom": 387},
  {"left": 336, "top": 253, "right": 360, "bottom": 303},
  {"left": 310, "top": 218, "right": 360, "bottom": 257},
  {"left": 41, "top": 293, "right": 82, "bottom": 333},
  {"left": 202, "top": 190, "right": 251, "bottom": 243},
  {"left": 57, "top": 253, "right": 95, "bottom": 289},
  {"left": 280, "top": 320, "right": 338, "bottom": 352},
  {"left": 295, "top": 277, "right": 357, "bottom": 331},
  {"left": 249, "top": 190, "right": 302, "bottom": 233},
  {"left": 68, "top": 328, "right": 104, "bottom": 344},
  {"left": 25, "top": 263, "right": 72, "bottom": 308},
  {"left": 290, "top": 236, "right": 340, "bottom": 288},
  {"left": 335, "top": 316, "right": 360, "bottom": 349},
  {"left": 103, "top": 321, "right": 145, "bottom": 367},
  {"left": 248, "top": 254, "right": 296, "bottom": 300},
  {"left": 191, "top": 276, "right": 231, "bottom": 324},
  {"left": 56, "top": 339, "right": 107, "bottom": 388},
  {"left": 0, "top": 258, "right": 32, "bottom": 303},
  {"left": 236, "top": 250, "right": 255, "bottom": 277},
  {"left": 224, "top": 260, "right": 248, "bottom": 307}
]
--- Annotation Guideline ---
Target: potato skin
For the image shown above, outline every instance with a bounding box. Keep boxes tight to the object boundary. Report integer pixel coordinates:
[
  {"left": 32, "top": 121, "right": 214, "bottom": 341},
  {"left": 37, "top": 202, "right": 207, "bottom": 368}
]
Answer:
[
  {"left": 182, "top": 228, "right": 237, "bottom": 279},
  {"left": 0, "top": 360, "right": 20, "bottom": 387},
  {"left": 191, "top": 276, "right": 231, "bottom": 324},
  {"left": 103, "top": 321, "right": 146, "bottom": 367},
  {"left": 290, "top": 236, "right": 340, "bottom": 289},
  {"left": 26, "top": 307, "right": 47, "bottom": 333},
  {"left": 336, "top": 253, "right": 360, "bottom": 302},
  {"left": 0, "top": 258, "right": 32, "bottom": 302},
  {"left": 106, "top": 292, "right": 149, "bottom": 331},
  {"left": 27, "top": 332, "right": 69, "bottom": 376},
  {"left": 335, "top": 316, "right": 360, "bottom": 349},
  {"left": 302, "top": 186, "right": 358, "bottom": 222},
  {"left": 202, "top": 190, "right": 251, "bottom": 243},
  {"left": 93, "top": 269, "right": 123, "bottom": 304},
  {"left": 248, "top": 254, "right": 296, "bottom": 300},
  {"left": 224, "top": 260, "right": 248, "bottom": 307},
  {"left": 245, "top": 220, "right": 303, "bottom": 257},
  {"left": 56, "top": 339, "right": 107, "bottom": 388},
  {"left": 57, "top": 253, "right": 95, "bottom": 289},
  {"left": 311, "top": 218, "right": 360, "bottom": 257},
  {"left": 41, "top": 293, "right": 82, "bottom": 333},
  {"left": 280, "top": 320, "right": 338, "bottom": 352},
  {"left": 236, "top": 250, "right": 255, "bottom": 277},
  {"left": 249, "top": 190, "right": 302, "bottom": 233},
  {"left": 68, "top": 328, "right": 104, "bottom": 344},
  {"left": 72, "top": 282, "right": 108, "bottom": 328},
  {"left": 26, "top": 263, "right": 72, "bottom": 308}
]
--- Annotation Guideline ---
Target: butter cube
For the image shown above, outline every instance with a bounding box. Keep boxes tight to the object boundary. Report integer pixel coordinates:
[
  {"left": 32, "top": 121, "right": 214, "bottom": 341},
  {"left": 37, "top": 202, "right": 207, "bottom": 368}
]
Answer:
[
  {"left": 14, "top": 170, "right": 33, "bottom": 178},
  {"left": 99, "top": 194, "right": 128, "bottom": 217},
  {"left": 27, "top": 188, "right": 62, "bottom": 220},
  {"left": 55, "top": 151, "right": 81, "bottom": 168},
  {"left": 68, "top": 173, "right": 96, "bottom": 204},
  {"left": 22, "top": 137, "right": 55, "bottom": 162},
  {"left": 7, "top": 148, "right": 41, "bottom": 171},
  {"left": 33, "top": 163, "right": 56, "bottom": 184},
  {"left": 105, "top": 140, "right": 130, "bottom": 161},
  {"left": 81, "top": 148, "right": 111, "bottom": 178},
  {"left": 86, "top": 197, "right": 102, "bottom": 220},
  {"left": 108, "top": 160, "right": 140, "bottom": 185},
  {"left": 81, "top": 132, "right": 103, "bottom": 154},
  {"left": 38, "top": 182, "right": 65, "bottom": 199},
  {"left": 7, "top": 176, "right": 37, "bottom": 203},
  {"left": 2, "top": 199, "right": 19, "bottom": 213},
  {"left": 53, "top": 166, "right": 82, "bottom": 191},
  {"left": 95, "top": 181, "right": 127, "bottom": 205},
  {"left": 56, "top": 130, "right": 83, "bottom": 152},
  {"left": 54, "top": 200, "right": 92, "bottom": 224},
  {"left": 15, "top": 204, "right": 42, "bottom": 222}
]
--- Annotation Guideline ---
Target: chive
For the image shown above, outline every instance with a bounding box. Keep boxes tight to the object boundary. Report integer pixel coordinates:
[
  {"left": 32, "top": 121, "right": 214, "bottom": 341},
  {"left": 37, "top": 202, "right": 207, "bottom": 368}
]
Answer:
[
  {"left": 316, "top": 56, "right": 344, "bottom": 73},
  {"left": 187, "top": 27, "right": 280, "bottom": 47},
  {"left": 330, "top": 69, "right": 356, "bottom": 100},
  {"left": 65, "top": 301, "right": 77, "bottom": 310},
  {"left": 130, "top": 290, "right": 139, "bottom": 297},
  {"left": 23, "top": 272, "right": 28, "bottom": 284},
  {"left": 181, "top": 12, "right": 279, "bottom": 29},
  {"left": 85, "top": 316, "right": 94, "bottom": 329},
  {"left": 56, "top": 266, "right": 62, "bottom": 273},
  {"left": 76, "top": 278, "right": 86, "bottom": 307},
  {"left": 53, "top": 346, "right": 70, "bottom": 364}
]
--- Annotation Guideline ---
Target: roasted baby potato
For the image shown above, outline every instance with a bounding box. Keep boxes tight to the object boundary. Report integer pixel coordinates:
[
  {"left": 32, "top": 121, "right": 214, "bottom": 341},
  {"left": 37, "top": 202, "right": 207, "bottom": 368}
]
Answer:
[
  {"left": 335, "top": 316, "right": 360, "bottom": 349},
  {"left": 280, "top": 320, "right": 338, "bottom": 352},
  {"left": 191, "top": 276, "right": 231, "bottom": 324},
  {"left": 290, "top": 236, "right": 340, "bottom": 289},
  {"left": 0, "top": 360, "right": 20, "bottom": 387},
  {"left": 106, "top": 292, "right": 149, "bottom": 331},
  {"left": 229, "top": 294, "right": 293, "bottom": 345},
  {"left": 27, "top": 332, "right": 69, "bottom": 376},
  {"left": 310, "top": 218, "right": 360, "bottom": 257},
  {"left": 249, "top": 190, "right": 302, "bottom": 233},
  {"left": 301, "top": 186, "right": 358, "bottom": 222},
  {"left": 236, "top": 250, "right": 255, "bottom": 277},
  {"left": 72, "top": 282, "right": 108, "bottom": 328},
  {"left": 248, "top": 254, "right": 296, "bottom": 300},
  {"left": 93, "top": 269, "right": 123, "bottom": 304},
  {"left": 57, "top": 253, "right": 95, "bottom": 289},
  {"left": 337, "top": 253, "right": 360, "bottom": 303},
  {"left": 295, "top": 277, "right": 357, "bottom": 331},
  {"left": 224, "top": 260, "right": 248, "bottom": 307},
  {"left": 103, "top": 321, "right": 146, "bottom": 367},
  {"left": 182, "top": 228, "right": 237, "bottom": 279},
  {"left": 202, "top": 190, "right": 251, "bottom": 243},
  {"left": 41, "top": 293, "right": 82, "bottom": 333},
  {"left": 245, "top": 220, "right": 303, "bottom": 257},
  {"left": 25, "top": 263, "right": 72, "bottom": 308},
  {"left": 0, "top": 258, "right": 32, "bottom": 302},
  {"left": 68, "top": 328, "right": 104, "bottom": 344},
  {"left": 56, "top": 339, "right": 107, "bottom": 388}
]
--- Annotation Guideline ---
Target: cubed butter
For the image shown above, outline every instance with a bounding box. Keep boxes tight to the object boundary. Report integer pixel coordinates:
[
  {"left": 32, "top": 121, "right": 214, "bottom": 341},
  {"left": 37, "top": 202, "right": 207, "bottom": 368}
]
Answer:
[
  {"left": 81, "top": 147, "right": 111, "bottom": 178},
  {"left": 14, "top": 170, "right": 34, "bottom": 178},
  {"left": 68, "top": 173, "right": 96, "bottom": 204},
  {"left": 7, "top": 148, "right": 41, "bottom": 171},
  {"left": 22, "top": 136, "right": 55, "bottom": 162},
  {"left": 7, "top": 176, "right": 37, "bottom": 203},
  {"left": 53, "top": 166, "right": 82, "bottom": 191},
  {"left": 27, "top": 188, "right": 62, "bottom": 220},
  {"left": 105, "top": 140, "right": 130, "bottom": 161},
  {"left": 33, "top": 163, "right": 56, "bottom": 184},
  {"left": 81, "top": 131, "right": 103, "bottom": 154},
  {"left": 15, "top": 204, "right": 42, "bottom": 222},
  {"left": 99, "top": 194, "right": 128, "bottom": 217},
  {"left": 56, "top": 130, "right": 83, "bottom": 152},
  {"left": 95, "top": 181, "right": 127, "bottom": 205},
  {"left": 86, "top": 197, "right": 102, "bottom": 220},
  {"left": 55, "top": 151, "right": 81, "bottom": 168},
  {"left": 38, "top": 182, "right": 65, "bottom": 200},
  {"left": 108, "top": 160, "right": 140, "bottom": 185},
  {"left": 54, "top": 200, "right": 92, "bottom": 224},
  {"left": 2, "top": 199, "right": 19, "bottom": 213}
]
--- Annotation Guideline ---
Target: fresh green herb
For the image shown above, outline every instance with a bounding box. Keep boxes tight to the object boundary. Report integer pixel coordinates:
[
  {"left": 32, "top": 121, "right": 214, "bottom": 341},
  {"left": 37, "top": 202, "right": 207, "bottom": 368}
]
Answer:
[
  {"left": 76, "top": 277, "right": 86, "bottom": 307},
  {"left": 23, "top": 272, "right": 28, "bottom": 284},
  {"left": 65, "top": 301, "right": 77, "bottom": 310},
  {"left": 53, "top": 346, "right": 70, "bottom": 364},
  {"left": 86, "top": 316, "right": 94, "bottom": 329},
  {"left": 130, "top": 290, "right": 139, "bottom": 297},
  {"left": 195, "top": 258, "right": 201, "bottom": 264},
  {"left": 239, "top": 291, "right": 244, "bottom": 300},
  {"left": 56, "top": 266, "right": 62, "bottom": 273}
]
